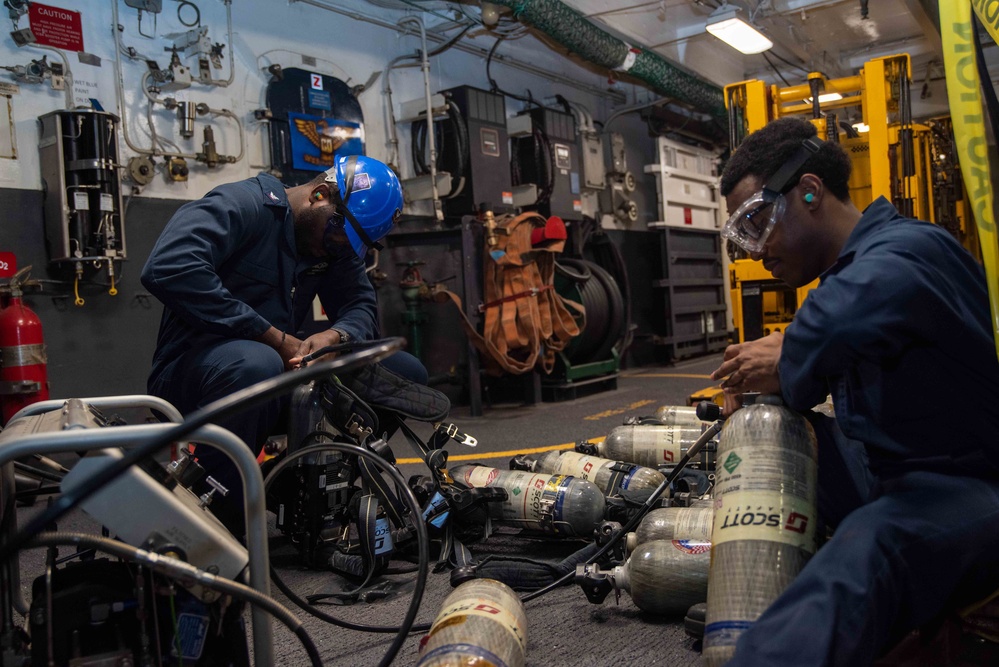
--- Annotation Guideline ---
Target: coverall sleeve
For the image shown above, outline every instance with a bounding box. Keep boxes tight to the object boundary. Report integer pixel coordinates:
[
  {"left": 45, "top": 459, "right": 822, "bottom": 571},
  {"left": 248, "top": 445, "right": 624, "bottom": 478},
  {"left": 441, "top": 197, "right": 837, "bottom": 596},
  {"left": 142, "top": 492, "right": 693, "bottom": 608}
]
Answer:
[
  {"left": 779, "top": 230, "right": 953, "bottom": 411},
  {"left": 319, "top": 244, "right": 379, "bottom": 342},
  {"left": 140, "top": 184, "right": 274, "bottom": 339}
]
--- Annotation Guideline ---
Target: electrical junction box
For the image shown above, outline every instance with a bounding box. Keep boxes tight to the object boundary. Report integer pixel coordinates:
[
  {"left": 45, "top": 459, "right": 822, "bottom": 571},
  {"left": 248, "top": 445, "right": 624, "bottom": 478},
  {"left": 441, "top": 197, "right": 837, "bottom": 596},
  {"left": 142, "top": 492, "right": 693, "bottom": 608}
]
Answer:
[
  {"left": 645, "top": 137, "right": 722, "bottom": 231},
  {"left": 579, "top": 129, "right": 605, "bottom": 191},
  {"left": 512, "top": 106, "right": 580, "bottom": 221},
  {"left": 436, "top": 85, "right": 513, "bottom": 218}
]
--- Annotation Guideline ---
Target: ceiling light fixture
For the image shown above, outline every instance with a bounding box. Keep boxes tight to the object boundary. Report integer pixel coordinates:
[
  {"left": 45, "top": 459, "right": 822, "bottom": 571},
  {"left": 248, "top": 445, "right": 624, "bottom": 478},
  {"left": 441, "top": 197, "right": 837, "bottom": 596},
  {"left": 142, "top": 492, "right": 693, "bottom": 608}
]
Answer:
[
  {"left": 705, "top": 4, "right": 773, "bottom": 55},
  {"left": 806, "top": 92, "right": 844, "bottom": 104}
]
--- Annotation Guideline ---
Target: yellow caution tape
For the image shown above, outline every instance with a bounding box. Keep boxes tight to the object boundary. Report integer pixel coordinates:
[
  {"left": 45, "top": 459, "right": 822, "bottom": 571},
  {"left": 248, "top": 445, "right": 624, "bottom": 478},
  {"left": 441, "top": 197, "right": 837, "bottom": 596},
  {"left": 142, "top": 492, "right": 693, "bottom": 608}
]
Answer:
[
  {"left": 941, "top": 1, "right": 999, "bottom": 360},
  {"left": 972, "top": 0, "right": 999, "bottom": 48}
]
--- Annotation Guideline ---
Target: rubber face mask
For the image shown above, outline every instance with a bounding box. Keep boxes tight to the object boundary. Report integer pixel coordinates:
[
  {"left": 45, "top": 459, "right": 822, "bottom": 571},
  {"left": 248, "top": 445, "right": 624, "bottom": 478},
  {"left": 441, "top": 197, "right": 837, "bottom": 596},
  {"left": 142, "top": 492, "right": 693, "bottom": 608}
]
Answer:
[{"left": 722, "top": 192, "right": 787, "bottom": 254}]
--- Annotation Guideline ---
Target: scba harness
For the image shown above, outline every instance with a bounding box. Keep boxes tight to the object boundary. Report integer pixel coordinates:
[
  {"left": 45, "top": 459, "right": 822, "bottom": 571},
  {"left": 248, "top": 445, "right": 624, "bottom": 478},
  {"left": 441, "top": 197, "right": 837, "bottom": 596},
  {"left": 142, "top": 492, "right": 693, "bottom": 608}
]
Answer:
[{"left": 436, "top": 211, "right": 585, "bottom": 376}]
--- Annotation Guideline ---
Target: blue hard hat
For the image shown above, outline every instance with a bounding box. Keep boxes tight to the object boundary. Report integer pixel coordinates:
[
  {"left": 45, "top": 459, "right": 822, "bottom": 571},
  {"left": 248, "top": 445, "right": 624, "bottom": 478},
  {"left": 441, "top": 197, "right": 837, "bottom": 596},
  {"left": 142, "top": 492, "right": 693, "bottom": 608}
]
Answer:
[{"left": 324, "top": 155, "right": 403, "bottom": 258}]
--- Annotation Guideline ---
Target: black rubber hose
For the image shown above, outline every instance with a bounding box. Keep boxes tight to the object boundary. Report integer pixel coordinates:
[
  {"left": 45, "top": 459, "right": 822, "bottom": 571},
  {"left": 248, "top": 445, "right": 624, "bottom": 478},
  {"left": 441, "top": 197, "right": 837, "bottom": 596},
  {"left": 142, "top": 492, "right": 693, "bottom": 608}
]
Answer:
[
  {"left": 578, "top": 272, "right": 609, "bottom": 361},
  {"left": 411, "top": 119, "right": 429, "bottom": 176},
  {"left": 0, "top": 339, "right": 403, "bottom": 566},
  {"left": 585, "top": 261, "right": 626, "bottom": 363},
  {"left": 413, "top": 101, "right": 469, "bottom": 199},
  {"left": 28, "top": 532, "right": 323, "bottom": 667},
  {"left": 559, "top": 258, "right": 617, "bottom": 363},
  {"left": 570, "top": 270, "right": 606, "bottom": 361},
  {"left": 838, "top": 121, "right": 860, "bottom": 139},
  {"left": 588, "top": 231, "right": 633, "bottom": 356},
  {"left": 445, "top": 100, "right": 470, "bottom": 199},
  {"left": 535, "top": 126, "right": 555, "bottom": 204},
  {"left": 565, "top": 269, "right": 606, "bottom": 361},
  {"left": 264, "top": 442, "right": 433, "bottom": 643},
  {"left": 554, "top": 260, "right": 591, "bottom": 283}
]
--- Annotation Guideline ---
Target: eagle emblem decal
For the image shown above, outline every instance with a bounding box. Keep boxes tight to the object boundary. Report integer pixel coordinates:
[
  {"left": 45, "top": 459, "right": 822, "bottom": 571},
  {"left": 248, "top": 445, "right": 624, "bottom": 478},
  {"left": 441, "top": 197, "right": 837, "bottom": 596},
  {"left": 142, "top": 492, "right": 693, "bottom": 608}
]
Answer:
[{"left": 293, "top": 118, "right": 352, "bottom": 167}]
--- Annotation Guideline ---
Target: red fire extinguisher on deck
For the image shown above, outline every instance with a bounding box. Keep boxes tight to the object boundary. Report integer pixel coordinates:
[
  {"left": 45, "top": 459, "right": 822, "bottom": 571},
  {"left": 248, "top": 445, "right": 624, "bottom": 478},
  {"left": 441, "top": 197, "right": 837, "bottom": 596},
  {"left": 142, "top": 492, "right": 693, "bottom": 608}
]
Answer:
[{"left": 1, "top": 267, "right": 49, "bottom": 425}]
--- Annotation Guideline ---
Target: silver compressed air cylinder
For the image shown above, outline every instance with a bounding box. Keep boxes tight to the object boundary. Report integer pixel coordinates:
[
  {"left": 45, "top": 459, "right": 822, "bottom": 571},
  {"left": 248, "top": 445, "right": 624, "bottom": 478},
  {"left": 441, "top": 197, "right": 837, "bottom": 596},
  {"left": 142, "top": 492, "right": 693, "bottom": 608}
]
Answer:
[
  {"left": 614, "top": 539, "right": 711, "bottom": 615},
  {"left": 627, "top": 506, "right": 713, "bottom": 556},
  {"left": 703, "top": 397, "right": 818, "bottom": 666},
  {"left": 653, "top": 404, "right": 706, "bottom": 428},
  {"left": 418, "top": 578, "right": 527, "bottom": 667},
  {"left": 451, "top": 464, "right": 605, "bottom": 537},
  {"left": 522, "top": 450, "right": 666, "bottom": 496},
  {"left": 598, "top": 425, "right": 708, "bottom": 468}
]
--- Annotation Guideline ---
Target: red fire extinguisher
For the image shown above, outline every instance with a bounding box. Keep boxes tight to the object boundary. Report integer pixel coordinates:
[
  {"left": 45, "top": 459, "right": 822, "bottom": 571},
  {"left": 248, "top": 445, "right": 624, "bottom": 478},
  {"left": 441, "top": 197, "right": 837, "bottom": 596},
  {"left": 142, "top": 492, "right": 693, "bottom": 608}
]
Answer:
[{"left": 1, "top": 267, "right": 49, "bottom": 425}]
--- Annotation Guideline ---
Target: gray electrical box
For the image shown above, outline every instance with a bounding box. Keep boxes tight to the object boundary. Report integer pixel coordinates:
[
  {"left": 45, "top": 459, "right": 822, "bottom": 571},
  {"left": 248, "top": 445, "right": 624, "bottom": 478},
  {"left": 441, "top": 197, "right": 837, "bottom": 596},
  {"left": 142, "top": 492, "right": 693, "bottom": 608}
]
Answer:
[
  {"left": 512, "top": 107, "right": 580, "bottom": 220},
  {"left": 439, "top": 85, "right": 514, "bottom": 217},
  {"left": 580, "top": 129, "right": 605, "bottom": 190}
]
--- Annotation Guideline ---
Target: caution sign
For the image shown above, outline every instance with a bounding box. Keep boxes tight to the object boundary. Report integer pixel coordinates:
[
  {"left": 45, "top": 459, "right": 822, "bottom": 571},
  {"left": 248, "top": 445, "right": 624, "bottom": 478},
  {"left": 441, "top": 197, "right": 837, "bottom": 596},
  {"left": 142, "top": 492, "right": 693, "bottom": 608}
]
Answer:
[{"left": 29, "top": 3, "right": 84, "bottom": 52}]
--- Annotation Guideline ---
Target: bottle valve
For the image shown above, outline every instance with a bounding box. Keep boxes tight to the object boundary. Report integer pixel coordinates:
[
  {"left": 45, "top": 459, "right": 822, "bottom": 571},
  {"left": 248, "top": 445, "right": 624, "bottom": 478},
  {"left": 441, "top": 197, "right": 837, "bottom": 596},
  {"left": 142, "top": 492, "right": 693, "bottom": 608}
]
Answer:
[{"left": 198, "top": 476, "right": 229, "bottom": 508}]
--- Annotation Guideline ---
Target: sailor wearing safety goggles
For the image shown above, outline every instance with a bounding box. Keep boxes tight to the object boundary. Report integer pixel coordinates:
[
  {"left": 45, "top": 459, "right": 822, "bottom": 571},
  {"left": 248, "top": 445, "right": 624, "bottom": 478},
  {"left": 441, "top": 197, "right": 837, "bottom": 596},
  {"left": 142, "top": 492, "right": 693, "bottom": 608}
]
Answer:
[{"left": 706, "top": 117, "right": 999, "bottom": 667}]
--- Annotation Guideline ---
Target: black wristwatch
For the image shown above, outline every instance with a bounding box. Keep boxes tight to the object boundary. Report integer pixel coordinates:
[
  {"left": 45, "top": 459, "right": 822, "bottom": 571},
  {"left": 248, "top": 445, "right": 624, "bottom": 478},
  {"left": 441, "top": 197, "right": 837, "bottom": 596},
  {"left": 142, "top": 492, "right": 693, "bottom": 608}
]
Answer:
[{"left": 332, "top": 328, "right": 350, "bottom": 344}]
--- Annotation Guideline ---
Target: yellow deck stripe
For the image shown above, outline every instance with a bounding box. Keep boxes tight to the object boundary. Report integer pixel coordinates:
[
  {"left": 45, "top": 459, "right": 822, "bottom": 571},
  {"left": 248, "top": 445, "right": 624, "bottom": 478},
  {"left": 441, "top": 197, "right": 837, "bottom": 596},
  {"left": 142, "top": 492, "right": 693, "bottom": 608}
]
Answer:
[{"left": 395, "top": 437, "right": 605, "bottom": 465}]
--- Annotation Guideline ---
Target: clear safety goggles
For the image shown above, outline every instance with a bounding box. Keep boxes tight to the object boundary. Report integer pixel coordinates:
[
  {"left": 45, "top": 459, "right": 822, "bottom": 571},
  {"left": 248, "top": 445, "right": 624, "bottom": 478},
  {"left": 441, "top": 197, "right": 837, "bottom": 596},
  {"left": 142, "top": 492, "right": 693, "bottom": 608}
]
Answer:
[
  {"left": 721, "top": 135, "right": 824, "bottom": 254},
  {"left": 722, "top": 191, "right": 787, "bottom": 254},
  {"left": 322, "top": 213, "right": 346, "bottom": 255}
]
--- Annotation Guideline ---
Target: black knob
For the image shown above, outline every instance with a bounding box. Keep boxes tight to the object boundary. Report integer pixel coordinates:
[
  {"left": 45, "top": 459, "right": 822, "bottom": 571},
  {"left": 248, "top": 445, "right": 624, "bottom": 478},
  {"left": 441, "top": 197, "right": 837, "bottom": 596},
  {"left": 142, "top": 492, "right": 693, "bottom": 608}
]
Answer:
[
  {"left": 696, "top": 401, "right": 722, "bottom": 422},
  {"left": 449, "top": 565, "right": 477, "bottom": 588}
]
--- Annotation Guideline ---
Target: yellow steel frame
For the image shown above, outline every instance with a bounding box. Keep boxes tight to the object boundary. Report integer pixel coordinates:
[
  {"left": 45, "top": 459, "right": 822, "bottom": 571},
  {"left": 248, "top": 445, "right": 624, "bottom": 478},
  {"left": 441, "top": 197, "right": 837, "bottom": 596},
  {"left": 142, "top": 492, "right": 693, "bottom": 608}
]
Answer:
[
  {"left": 719, "top": 54, "right": 972, "bottom": 341},
  {"left": 725, "top": 54, "right": 912, "bottom": 205},
  {"left": 695, "top": 55, "right": 968, "bottom": 404}
]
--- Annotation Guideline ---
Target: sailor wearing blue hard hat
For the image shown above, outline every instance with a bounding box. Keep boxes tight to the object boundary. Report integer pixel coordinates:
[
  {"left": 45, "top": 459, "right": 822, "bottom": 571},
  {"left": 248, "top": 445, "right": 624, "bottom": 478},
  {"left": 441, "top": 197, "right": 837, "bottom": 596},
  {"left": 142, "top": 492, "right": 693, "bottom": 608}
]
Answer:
[{"left": 141, "top": 154, "right": 418, "bottom": 533}]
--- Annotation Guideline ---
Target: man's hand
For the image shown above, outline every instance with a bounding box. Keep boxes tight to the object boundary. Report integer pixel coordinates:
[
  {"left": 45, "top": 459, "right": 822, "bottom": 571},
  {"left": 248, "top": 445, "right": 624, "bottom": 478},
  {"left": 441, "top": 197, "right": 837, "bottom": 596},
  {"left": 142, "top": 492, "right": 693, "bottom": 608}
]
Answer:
[
  {"left": 710, "top": 332, "right": 784, "bottom": 413},
  {"left": 256, "top": 326, "right": 303, "bottom": 370},
  {"left": 278, "top": 333, "right": 304, "bottom": 369},
  {"left": 289, "top": 329, "right": 344, "bottom": 367}
]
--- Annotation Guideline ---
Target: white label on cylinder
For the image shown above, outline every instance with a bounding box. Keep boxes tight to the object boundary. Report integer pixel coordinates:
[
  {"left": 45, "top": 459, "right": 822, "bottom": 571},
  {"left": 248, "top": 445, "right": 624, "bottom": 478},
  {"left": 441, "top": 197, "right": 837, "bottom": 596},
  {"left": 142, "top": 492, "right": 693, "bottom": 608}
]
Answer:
[
  {"left": 428, "top": 595, "right": 527, "bottom": 651},
  {"left": 463, "top": 466, "right": 500, "bottom": 487},
  {"left": 99, "top": 193, "right": 114, "bottom": 212},
  {"left": 675, "top": 510, "right": 714, "bottom": 542},
  {"left": 712, "top": 447, "right": 817, "bottom": 552},
  {"left": 498, "top": 472, "right": 565, "bottom": 527},
  {"left": 654, "top": 426, "right": 687, "bottom": 464},
  {"left": 553, "top": 451, "right": 602, "bottom": 481},
  {"left": 73, "top": 191, "right": 88, "bottom": 210},
  {"left": 711, "top": 490, "right": 816, "bottom": 552}
]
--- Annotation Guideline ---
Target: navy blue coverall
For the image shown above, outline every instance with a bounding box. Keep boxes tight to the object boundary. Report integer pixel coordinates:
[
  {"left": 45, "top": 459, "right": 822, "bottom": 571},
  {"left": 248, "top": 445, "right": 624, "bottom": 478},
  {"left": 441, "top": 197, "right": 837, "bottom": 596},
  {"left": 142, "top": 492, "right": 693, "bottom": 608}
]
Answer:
[
  {"left": 728, "top": 198, "right": 999, "bottom": 665},
  {"left": 141, "top": 173, "right": 424, "bottom": 529}
]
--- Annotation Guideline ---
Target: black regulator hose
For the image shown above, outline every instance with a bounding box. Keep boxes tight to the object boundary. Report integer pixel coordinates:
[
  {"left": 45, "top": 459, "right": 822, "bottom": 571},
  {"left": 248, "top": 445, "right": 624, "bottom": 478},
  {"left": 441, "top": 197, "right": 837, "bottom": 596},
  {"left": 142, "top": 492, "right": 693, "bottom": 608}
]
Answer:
[
  {"left": 28, "top": 532, "right": 323, "bottom": 667},
  {"left": 264, "top": 442, "right": 434, "bottom": 642},
  {"left": 520, "top": 420, "right": 724, "bottom": 603},
  {"left": 0, "top": 339, "right": 404, "bottom": 568}
]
